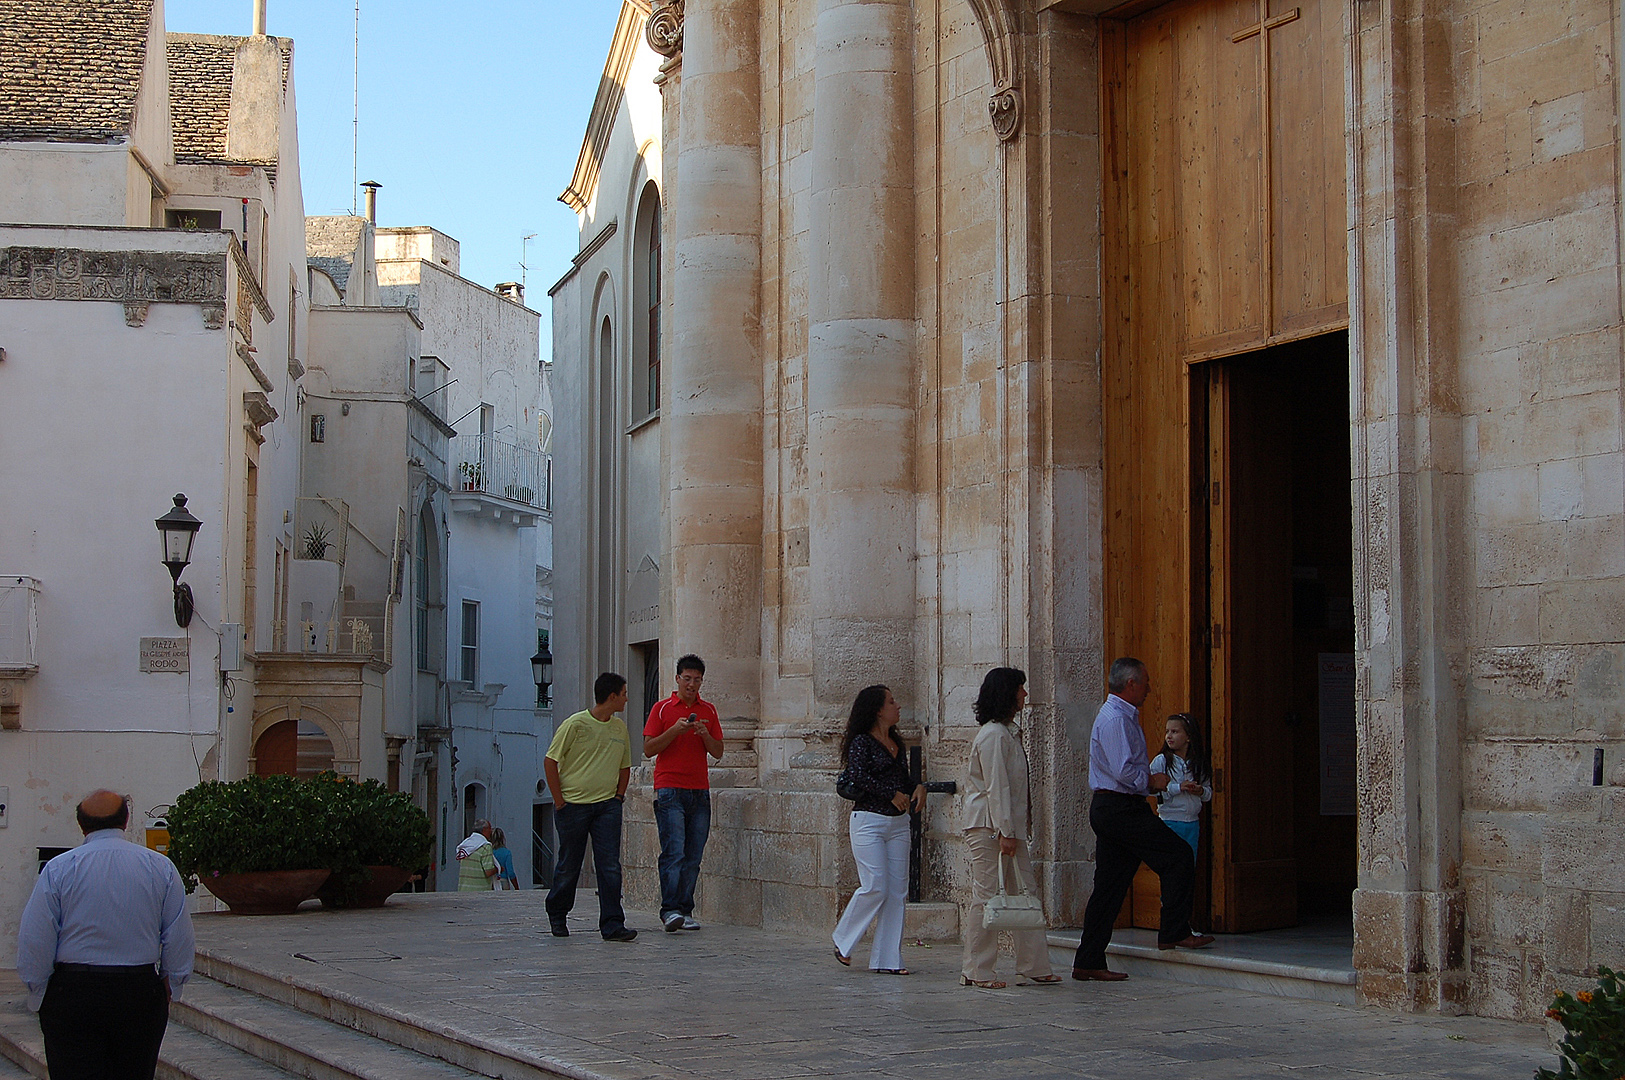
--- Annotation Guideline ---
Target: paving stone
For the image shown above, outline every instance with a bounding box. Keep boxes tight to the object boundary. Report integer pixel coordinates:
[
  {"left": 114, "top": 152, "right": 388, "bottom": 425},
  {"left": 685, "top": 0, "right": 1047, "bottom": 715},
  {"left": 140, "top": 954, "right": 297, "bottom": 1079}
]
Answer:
[{"left": 170, "top": 891, "right": 1557, "bottom": 1080}]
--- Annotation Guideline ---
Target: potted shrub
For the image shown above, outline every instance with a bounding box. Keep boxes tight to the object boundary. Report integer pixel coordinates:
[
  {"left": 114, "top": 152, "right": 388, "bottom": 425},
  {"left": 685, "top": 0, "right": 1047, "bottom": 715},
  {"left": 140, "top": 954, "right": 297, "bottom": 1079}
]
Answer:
[
  {"left": 313, "top": 775, "right": 432, "bottom": 909},
  {"left": 167, "top": 775, "right": 341, "bottom": 914}
]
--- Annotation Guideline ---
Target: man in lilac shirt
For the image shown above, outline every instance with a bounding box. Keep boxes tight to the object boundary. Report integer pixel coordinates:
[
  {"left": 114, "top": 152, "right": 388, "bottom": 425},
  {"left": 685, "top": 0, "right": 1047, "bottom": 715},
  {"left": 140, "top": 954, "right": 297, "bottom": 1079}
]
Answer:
[
  {"left": 17, "top": 790, "right": 194, "bottom": 1079},
  {"left": 1072, "top": 659, "right": 1214, "bottom": 980}
]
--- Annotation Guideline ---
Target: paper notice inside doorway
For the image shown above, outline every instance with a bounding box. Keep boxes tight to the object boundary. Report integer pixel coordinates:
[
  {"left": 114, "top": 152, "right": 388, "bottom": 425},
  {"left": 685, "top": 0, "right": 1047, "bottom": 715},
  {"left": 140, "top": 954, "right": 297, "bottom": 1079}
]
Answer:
[{"left": 1318, "top": 653, "right": 1356, "bottom": 815}]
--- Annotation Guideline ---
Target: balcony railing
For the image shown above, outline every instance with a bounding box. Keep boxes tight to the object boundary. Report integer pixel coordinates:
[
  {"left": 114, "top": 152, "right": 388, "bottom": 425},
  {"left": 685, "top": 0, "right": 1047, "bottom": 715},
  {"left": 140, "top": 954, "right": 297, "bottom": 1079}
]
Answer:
[{"left": 456, "top": 434, "right": 549, "bottom": 510}]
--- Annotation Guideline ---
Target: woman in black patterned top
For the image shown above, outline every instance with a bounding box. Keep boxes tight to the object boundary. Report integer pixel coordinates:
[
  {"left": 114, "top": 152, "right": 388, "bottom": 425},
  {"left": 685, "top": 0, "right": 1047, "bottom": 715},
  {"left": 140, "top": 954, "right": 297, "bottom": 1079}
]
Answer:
[{"left": 831, "top": 685, "right": 925, "bottom": 974}]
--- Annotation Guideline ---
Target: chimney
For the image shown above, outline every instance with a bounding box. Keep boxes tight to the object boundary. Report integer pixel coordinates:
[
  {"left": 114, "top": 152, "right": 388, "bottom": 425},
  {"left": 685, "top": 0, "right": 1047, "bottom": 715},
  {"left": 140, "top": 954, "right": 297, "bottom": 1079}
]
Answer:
[
  {"left": 361, "top": 180, "right": 381, "bottom": 225},
  {"left": 252, "top": 0, "right": 267, "bottom": 35},
  {"left": 495, "top": 282, "right": 524, "bottom": 303}
]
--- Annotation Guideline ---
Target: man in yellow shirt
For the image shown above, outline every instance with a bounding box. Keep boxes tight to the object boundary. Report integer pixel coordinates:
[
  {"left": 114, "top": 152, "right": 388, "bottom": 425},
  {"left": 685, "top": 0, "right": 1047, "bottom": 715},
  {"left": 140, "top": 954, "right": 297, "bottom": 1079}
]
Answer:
[{"left": 543, "top": 672, "right": 636, "bottom": 941}]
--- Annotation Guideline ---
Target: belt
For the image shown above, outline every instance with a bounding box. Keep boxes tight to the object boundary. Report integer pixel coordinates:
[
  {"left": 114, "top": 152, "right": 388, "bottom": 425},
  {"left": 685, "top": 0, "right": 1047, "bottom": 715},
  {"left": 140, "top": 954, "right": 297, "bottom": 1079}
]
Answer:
[{"left": 54, "top": 963, "right": 157, "bottom": 974}]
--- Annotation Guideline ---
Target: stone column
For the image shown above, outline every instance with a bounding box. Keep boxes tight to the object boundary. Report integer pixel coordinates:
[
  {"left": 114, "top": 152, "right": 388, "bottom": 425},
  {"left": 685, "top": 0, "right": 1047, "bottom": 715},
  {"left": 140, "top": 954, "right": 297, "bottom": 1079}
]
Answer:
[
  {"left": 807, "top": 0, "right": 917, "bottom": 716},
  {"left": 667, "top": 0, "right": 764, "bottom": 729}
]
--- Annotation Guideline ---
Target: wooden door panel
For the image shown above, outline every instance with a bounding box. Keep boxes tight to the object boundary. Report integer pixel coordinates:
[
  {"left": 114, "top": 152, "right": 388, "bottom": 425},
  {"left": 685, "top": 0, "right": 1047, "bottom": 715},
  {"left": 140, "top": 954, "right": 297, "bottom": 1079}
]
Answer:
[
  {"left": 1211, "top": 359, "right": 1298, "bottom": 931},
  {"left": 254, "top": 718, "right": 296, "bottom": 776},
  {"left": 1179, "top": 0, "right": 1266, "bottom": 354},
  {"left": 1271, "top": 0, "right": 1348, "bottom": 335}
]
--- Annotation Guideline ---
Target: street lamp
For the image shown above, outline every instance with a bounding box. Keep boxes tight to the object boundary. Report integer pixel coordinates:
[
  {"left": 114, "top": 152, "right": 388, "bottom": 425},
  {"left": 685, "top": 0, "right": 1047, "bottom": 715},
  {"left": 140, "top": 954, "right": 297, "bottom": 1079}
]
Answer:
[
  {"left": 155, "top": 494, "right": 202, "bottom": 628},
  {"left": 530, "top": 639, "right": 553, "bottom": 706}
]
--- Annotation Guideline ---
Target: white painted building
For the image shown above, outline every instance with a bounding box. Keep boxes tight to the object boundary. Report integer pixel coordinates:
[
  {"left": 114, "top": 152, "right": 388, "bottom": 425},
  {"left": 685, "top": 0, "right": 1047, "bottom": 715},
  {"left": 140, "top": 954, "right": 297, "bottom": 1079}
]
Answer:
[
  {"left": 549, "top": 1, "right": 667, "bottom": 728},
  {"left": 0, "top": 0, "right": 309, "bottom": 953},
  {"left": 376, "top": 224, "right": 550, "bottom": 889}
]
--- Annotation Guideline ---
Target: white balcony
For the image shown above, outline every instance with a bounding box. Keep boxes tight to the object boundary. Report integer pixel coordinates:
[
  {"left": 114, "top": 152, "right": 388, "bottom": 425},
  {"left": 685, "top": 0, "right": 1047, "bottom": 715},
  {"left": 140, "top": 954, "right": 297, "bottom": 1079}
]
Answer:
[{"left": 451, "top": 434, "right": 549, "bottom": 526}]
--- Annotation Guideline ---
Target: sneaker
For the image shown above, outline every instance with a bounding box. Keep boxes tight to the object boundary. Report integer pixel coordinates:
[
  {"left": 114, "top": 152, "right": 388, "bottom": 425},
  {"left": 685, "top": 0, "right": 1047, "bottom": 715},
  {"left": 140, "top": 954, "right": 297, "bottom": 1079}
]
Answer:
[
  {"left": 681, "top": 916, "right": 701, "bottom": 930},
  {"left": 603, "top": 927, "right": 638, "bottom": 942},
  {"left": 663, "top": 912, "right": 684, "bottom": 933},
  {"left": 549, "top": 920, "right": 569, "bottom": 938}
]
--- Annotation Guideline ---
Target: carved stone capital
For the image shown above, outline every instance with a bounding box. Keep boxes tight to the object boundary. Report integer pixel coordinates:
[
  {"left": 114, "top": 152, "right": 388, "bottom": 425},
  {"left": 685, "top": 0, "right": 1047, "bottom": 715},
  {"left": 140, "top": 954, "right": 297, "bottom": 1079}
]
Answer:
[
  {"left": 646, "top": 0, "right": 684, "bottom": 57},
  {"left": 989, "top": 84, "right": 1022, "bottom": 141}
]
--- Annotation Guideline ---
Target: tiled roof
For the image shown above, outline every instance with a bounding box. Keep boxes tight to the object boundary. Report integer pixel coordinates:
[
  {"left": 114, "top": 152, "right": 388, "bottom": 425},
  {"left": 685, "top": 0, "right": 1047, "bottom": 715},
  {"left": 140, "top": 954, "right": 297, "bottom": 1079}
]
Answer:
[
  {"left": 307, "top": 216, "right": 368, "bottom": 294},
  {"left": 166, "top": 33, "right": 291, "bottom": 175},
  {"left": 0, "top": 0, "right": 154, "bottom": 143}
]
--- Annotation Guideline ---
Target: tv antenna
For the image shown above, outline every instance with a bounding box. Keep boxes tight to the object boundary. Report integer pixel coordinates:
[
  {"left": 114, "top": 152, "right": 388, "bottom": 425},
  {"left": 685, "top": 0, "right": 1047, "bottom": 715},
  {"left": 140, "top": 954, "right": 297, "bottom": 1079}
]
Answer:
[
  {"left": 351, "top": 0, "right": 361, "bottom": 215},
  {"left": 521, "top": 234, "right": 537, "bottom": 291}
]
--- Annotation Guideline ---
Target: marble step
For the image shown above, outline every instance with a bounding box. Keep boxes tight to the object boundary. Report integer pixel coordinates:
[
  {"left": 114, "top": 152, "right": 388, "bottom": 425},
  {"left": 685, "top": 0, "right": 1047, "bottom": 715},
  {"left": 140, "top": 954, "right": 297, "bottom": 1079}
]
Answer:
[
  {"left": 193, "top": 952, "right": 578, "bottom": 1080},
  {"left": 0, "top": 984, "right": 298, "bottom": 1080},
  {"left": 172, "top": 977, "right": 486, "bottom": 1080},
  {"left": 1045, "top": 928, "right": 1359, "bottom": 1006}
]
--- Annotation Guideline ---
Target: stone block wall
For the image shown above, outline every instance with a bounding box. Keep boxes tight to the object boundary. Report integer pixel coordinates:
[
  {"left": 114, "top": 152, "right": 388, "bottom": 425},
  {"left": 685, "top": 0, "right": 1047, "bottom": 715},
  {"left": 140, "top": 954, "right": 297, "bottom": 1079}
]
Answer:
[{"left": 1448, "top": 0, "right": 1625, "bottom": 1021}]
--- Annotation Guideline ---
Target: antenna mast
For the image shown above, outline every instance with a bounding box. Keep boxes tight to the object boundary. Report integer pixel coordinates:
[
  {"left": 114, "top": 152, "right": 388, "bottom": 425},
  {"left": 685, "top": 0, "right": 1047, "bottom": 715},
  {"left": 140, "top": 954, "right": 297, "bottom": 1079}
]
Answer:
[
  {"left": 352, "top": 0, "right": 360, "bottom": 215},
  {"left": 521, "top": 234, "right": 537, "bottom": 291}
]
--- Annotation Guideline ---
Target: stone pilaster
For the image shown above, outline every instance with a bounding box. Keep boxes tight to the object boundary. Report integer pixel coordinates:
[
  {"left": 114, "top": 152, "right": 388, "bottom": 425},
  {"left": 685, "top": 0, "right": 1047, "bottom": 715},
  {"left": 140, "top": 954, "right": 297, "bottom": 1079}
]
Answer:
[
  {"left": 666, "top": 0, "right": 763, "bottom": 727},
  {"left": 807, "top": 0, "right": 917, "bottom": 718},
  {"left": 1347, "top": 0, "right": 1468, "bottom": 1013}
]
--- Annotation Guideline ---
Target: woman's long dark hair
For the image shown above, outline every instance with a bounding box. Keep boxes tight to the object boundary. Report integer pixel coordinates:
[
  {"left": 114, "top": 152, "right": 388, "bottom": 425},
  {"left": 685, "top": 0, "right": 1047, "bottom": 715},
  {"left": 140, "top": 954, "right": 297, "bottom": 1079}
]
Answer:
[
  {"left": 973, "top": 667, "right": 1027, "bottom": 725},
  {"left": 1158, "top": 713, "right": 1210, "bottom": 784},
  {"left": 839, "top": 684, "right": 890, "bottom": 763}
]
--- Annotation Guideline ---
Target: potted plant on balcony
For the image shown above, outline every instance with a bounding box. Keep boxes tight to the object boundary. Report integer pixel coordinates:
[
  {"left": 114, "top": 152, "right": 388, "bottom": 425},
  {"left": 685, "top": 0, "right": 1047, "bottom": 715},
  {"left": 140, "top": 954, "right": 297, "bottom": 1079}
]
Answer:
[
  {"left": 458, "top": 461, "right": 483, "bottom": 491},
  {"left": 313, "top": 775, "right": 433, "bottom": 909},
  {"left": 166, "top": 775, "right": 341, "bottom": 914}
]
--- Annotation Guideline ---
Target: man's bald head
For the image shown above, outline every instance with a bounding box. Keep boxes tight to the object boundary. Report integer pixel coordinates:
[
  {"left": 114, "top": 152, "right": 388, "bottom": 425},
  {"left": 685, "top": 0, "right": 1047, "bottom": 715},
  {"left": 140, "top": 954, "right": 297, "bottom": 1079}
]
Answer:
[{"left": 76, "top": 790, "right": 129, "bottom": 835}]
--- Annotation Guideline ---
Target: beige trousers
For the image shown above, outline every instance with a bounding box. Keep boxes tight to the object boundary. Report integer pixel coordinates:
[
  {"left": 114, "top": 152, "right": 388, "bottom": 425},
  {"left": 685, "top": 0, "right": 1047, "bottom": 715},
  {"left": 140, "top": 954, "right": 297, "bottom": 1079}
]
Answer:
[{"left": 962, "top": 828, "right": 1054, "bottom": 982}]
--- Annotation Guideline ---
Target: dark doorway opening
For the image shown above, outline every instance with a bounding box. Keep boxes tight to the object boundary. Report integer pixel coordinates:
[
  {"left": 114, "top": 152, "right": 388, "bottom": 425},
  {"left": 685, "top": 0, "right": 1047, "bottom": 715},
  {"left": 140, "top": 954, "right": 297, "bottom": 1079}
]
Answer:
[{"left": 1204, "top": 330, "right": 1357, "bottom": 931}]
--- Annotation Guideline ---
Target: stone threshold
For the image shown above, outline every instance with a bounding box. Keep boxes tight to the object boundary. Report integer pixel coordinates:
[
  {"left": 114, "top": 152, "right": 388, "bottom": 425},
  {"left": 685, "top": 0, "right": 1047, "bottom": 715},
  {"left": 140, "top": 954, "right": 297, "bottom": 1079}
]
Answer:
[{"left": 1045, "top": 927, "right": 1359, "bottom": 1006}]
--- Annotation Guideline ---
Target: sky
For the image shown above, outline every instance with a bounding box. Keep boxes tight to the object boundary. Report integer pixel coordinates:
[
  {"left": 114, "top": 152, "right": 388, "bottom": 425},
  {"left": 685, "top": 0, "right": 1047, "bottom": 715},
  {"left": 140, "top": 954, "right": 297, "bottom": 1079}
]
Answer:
[{"left": 164, "top": 0, "right": 621, "bottom": 337}]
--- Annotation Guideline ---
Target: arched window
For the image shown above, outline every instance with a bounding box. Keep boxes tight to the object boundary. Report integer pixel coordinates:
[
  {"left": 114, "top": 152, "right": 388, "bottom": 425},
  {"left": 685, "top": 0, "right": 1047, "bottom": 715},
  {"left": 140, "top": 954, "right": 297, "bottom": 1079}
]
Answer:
[{"left": 632, "top": 182, "right": 662, "bottom": 421}]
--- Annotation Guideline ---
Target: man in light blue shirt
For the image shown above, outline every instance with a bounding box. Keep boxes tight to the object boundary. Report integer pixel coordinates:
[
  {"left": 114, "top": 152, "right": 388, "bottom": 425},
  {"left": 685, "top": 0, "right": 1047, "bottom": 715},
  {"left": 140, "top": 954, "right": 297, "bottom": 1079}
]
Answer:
[
  {"left": 1072, "top": 659, "right": 1214, "bottom": 981},
  {"left": 17, "top": 790, "right": 194, "bottom": 1079}
]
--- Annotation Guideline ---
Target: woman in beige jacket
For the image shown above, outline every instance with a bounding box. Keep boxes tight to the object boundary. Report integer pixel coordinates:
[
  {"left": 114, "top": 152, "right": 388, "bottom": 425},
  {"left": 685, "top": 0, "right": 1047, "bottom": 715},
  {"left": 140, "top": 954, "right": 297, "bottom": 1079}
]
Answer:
[{"left": 960, "top": 667, "right": 1060, "bottom": 988}]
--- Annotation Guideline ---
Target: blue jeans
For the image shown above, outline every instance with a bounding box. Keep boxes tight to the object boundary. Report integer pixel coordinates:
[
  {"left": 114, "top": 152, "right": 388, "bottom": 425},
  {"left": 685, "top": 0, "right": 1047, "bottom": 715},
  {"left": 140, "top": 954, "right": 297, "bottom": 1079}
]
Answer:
[
  {"left": 654, "top": 787, "right": 711, "bottom": 918},
  {"left": 545, "top": 798, "right": 627, "bottom": 936}
]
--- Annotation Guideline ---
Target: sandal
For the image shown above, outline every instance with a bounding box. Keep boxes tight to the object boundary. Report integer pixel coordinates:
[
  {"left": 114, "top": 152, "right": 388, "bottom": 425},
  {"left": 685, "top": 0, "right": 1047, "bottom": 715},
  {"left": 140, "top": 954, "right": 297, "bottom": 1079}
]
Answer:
[
  {"left": 874, "top": 968, "right": 911, "bottom": 976},
  {"left": 960, "top": 974, "right": 1007, "bottom": 989},
  {"left": 834, "top": 947, "right": 851, "bottom": 967},
  {"left": 1016, "top": 974, "right": 1062, "bottom": 985}
]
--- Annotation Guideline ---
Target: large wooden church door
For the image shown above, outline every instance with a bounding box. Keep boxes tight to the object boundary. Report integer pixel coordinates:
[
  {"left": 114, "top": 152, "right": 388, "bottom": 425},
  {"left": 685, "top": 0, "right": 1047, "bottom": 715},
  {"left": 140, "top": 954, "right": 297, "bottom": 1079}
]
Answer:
[{"left": 1101, "top": 0, "right": 1347, "bottom": 932}]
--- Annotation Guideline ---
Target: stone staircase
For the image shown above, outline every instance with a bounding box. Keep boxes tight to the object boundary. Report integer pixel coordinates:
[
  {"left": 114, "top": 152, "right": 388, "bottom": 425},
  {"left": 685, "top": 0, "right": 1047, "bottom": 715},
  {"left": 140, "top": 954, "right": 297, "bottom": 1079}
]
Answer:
[{"left": 0, "top": 965, "right": 570, "bottom": 1080}]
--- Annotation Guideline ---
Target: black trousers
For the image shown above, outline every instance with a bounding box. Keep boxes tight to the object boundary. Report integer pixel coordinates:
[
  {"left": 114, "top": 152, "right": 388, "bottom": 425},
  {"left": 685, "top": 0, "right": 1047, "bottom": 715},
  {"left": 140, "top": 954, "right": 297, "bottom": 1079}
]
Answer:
[
  {"left": 1073, "top": 790, "right": 1196, "bottom": 970},
  {"left": 38, "top": 967, "right": 168, "bottom": 1080}
]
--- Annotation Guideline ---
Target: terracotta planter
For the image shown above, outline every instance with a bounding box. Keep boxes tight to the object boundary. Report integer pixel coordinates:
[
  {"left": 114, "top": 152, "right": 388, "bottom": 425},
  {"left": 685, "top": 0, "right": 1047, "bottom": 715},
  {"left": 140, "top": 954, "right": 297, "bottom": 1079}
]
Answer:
[
  {"left": 316, "top": 865, "right": 413, "bottom": 909},
  {"left": 201, "top": 868, "right": 331, "bottom": 915}
]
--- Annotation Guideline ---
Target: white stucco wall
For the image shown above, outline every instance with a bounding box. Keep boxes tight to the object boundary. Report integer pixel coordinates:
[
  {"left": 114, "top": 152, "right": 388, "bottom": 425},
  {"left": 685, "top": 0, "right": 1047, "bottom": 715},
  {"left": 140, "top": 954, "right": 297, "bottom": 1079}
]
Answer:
[
  {"left": 550, "top": 22, "right": 664, "bottom": 718},
  {"left": 0, "top": 283, "right": 230, "bottom": 962}
]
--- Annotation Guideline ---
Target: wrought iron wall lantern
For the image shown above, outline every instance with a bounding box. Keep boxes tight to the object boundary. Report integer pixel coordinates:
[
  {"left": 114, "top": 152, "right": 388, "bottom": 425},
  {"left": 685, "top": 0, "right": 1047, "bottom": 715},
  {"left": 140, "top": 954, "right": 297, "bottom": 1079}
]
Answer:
[{"left": 155, "top": 494, "right": 202, "bottom": 628}]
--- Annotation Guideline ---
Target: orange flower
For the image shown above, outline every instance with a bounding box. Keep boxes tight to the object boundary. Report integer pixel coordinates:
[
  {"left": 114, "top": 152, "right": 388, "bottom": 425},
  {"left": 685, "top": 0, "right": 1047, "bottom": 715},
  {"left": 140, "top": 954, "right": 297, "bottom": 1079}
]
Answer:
[
  {"left": 1546, "top": 1008, "right": 1562, "bottom": 1020},
  {"left": 1576, "top": 991, "right": 1593, "bottom": 1003}
]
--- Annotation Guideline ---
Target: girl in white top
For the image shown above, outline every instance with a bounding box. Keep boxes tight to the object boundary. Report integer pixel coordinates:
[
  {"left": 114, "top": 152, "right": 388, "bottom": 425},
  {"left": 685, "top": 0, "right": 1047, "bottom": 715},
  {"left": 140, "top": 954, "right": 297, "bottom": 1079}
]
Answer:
[{"left": 1149, "top": 712, "right": 1212, "bottom": 858}]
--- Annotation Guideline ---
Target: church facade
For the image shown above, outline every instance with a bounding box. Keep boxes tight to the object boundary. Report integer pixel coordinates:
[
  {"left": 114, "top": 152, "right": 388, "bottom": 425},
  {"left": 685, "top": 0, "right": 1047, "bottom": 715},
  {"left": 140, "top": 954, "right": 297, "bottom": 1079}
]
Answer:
[{"left": 553, "top": 0, "right": 1624, "bottom": 1019}]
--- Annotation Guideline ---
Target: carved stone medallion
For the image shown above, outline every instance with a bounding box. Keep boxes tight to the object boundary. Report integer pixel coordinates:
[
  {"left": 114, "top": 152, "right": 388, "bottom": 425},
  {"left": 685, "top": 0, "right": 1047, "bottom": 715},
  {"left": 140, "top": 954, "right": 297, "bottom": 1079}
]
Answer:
[
  {"left": 989, "top": 84, "right": 1022, "bottom": 141},
  {"left": 646, "top": 0, "right": 684, "bottom": 57}
]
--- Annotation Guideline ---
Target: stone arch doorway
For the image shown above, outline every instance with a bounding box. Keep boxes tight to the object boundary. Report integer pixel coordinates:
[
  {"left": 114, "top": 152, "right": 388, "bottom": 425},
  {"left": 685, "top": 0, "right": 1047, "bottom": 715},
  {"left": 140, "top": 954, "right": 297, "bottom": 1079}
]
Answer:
[
  {"left": 249, "top": 702, "right": 356, "bottom": 778},
  {"left": 252, "top": 718, "right": 335, "bottom": 779}
]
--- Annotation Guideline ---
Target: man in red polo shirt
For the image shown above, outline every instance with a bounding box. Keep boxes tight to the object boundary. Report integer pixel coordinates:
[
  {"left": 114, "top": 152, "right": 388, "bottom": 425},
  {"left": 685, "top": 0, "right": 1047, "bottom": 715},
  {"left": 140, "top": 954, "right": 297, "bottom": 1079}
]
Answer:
[{"left": 642, "top": 654, "right": 724, "bottom": 932}]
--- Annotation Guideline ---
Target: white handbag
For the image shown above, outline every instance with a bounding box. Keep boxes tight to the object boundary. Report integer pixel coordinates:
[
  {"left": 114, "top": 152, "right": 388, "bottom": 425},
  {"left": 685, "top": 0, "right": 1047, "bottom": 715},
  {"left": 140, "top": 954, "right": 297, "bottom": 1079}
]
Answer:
[{"left": 982, "top": 853, "right": 1047, "bottom": 931}]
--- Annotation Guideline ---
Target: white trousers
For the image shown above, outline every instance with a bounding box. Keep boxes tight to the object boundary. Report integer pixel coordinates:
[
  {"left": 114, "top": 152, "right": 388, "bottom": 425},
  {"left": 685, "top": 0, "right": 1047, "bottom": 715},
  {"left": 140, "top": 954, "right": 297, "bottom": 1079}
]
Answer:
[
  {"left": 833, "top": 810, "right": 911, "bottom": 971},
  {"left": 962, "top": 828, "right": 1053, "bottom": 981}
]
